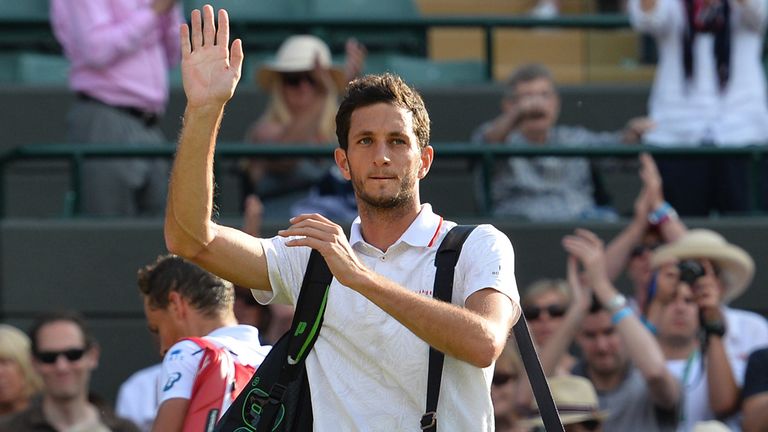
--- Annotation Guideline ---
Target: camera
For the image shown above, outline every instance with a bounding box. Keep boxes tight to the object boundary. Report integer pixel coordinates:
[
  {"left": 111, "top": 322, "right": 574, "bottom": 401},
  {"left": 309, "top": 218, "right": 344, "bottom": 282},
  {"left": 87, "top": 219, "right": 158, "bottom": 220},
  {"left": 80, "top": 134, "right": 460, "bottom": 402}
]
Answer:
[{"left": 678, "top": 259, "right": 705, "bottom": 286}]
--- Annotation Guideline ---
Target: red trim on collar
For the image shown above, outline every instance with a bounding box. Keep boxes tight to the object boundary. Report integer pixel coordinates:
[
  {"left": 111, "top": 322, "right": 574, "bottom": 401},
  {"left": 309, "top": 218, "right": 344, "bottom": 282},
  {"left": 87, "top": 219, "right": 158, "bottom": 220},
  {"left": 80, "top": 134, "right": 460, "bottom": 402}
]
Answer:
[{"left": 427, "top": 217, "right": 444, "bottom": 247}]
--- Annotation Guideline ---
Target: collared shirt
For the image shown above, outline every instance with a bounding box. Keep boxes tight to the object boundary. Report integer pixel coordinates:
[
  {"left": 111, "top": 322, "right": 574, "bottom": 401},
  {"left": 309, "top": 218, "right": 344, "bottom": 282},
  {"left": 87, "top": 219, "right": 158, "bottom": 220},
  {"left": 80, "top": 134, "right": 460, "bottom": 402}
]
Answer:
[
  {"left": 629, "top": 0, "right": 768, "bottom": 146},
  {"left": 255, "top": 204, "right": 519, "bottom": 431},
  {"left": 0, "top": 396, "right": 140, "bottom": 432},
  {"left": 50, "top": 0, "right": 182, "bottom": 114}
]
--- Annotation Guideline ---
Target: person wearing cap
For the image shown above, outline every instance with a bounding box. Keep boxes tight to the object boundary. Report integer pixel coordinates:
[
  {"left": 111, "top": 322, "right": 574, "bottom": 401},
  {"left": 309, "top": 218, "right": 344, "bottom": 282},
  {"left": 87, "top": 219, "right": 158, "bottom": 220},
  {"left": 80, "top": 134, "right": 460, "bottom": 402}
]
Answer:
[
  {"left": 650, "top": 229, "right": 768, "bottom": 391},
  {"left": 242, "top": 34, "right": 365, "bottom": 220},
  {"left": 653, "top": 270, "right": 740, "bottom": 430},
  {"left": 558, "top": 229, "right": 680, "bottom": 432},
  {"left": 520, "top": 375, "right": 608, "bottom": 432}
]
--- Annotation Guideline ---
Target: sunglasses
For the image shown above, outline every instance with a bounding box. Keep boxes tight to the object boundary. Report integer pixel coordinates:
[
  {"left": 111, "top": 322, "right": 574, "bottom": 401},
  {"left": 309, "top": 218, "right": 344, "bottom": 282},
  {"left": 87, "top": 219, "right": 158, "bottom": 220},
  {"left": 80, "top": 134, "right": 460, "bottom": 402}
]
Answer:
[
  {"left": 492, "top": 372, "right": 516, "bottom": 386},
  {"left": 34, "top": 348, "right": 88, "bottom": 364},
  {"left": 281, "top": 72, "right": 316, "bottom": 87},
  {"left": 523, "top": 304, "right": 567, "bottom": 321}
]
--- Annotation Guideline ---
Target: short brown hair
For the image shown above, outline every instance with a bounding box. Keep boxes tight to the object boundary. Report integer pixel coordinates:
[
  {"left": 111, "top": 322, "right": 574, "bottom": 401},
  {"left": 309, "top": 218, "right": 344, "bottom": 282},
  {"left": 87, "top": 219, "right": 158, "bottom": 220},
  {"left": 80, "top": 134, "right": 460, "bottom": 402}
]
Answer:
[
  {"left": 138, "top": 255, "right": 234, "bottom": 318},
  {"left": 504, "top": 63, "right": 555, "bottom": 99},
  {"left": 335, "top": 73, "right": 431, "bottom": 150}
]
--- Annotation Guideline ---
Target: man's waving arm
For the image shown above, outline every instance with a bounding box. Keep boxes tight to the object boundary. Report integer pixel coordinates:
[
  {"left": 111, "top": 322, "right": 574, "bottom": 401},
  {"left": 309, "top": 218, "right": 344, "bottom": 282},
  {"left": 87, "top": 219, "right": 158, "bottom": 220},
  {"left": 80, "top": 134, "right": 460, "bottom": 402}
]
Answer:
[{"left": 165, "top": 6, "right": 270, "bottom": 291}]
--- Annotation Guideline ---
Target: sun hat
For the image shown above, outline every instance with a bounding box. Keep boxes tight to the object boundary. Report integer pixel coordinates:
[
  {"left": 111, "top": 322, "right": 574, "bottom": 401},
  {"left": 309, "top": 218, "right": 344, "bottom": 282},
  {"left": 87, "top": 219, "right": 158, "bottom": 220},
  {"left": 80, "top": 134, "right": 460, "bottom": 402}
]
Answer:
[
  {"left": 650, "top": 229, "right": 754, "bottom": 303},
  {"left": 519, "top": 375, "right": 608, "bottom": 427},
  {"left": 692, "top": 420, "right": 732, "bottom": 432},
  {"left": 256, "top": 35, "right": 347, "bottom": 90}
]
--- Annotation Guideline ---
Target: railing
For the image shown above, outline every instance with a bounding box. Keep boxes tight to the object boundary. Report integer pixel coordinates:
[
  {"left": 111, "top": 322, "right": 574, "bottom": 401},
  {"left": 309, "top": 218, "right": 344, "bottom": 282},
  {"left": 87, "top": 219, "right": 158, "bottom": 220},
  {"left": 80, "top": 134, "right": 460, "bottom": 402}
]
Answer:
[
  {"left": 0, "top": 14, "right": 632, "bottom": 80},
  {"left": 1, "top": 142, "right": 766, "bottom": 218}
]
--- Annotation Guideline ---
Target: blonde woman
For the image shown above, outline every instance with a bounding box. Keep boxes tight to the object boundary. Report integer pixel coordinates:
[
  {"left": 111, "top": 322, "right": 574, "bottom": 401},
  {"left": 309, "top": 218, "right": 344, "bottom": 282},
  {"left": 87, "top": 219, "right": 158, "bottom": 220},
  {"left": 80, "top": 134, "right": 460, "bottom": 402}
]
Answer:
[
  {"left": 0, "top": 324, "right": 42, "bottom": 418},
  {"left": 243, "top": 35, "right": 365, "bottom": 219}
]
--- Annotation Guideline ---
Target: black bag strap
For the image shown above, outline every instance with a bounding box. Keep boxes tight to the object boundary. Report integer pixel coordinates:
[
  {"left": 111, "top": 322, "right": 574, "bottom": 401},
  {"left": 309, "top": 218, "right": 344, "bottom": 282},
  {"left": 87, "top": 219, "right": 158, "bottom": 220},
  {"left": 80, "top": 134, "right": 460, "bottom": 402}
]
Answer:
[
  {"left": 513, "top": 317, "right": 564, "bottom": 432},
  {"left": 257, "top": 249, "right": 332, "bottom": 430},
  {"left": 421, "top": 224, "right": 477, "bottom": 431}
]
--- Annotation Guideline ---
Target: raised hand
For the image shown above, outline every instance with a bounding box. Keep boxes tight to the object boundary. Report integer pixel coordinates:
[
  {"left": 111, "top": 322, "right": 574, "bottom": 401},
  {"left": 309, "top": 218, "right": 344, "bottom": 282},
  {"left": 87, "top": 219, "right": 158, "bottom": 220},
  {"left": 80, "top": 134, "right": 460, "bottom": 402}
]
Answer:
[
  {"left": 639, "top": 152, "right": 664, "bottom": 208},
  {"left": 562, "top": 229, "right": 610, "bottom": 296},
  {"left": 180, "top": 5, "right": 243, "bottom": 108}
]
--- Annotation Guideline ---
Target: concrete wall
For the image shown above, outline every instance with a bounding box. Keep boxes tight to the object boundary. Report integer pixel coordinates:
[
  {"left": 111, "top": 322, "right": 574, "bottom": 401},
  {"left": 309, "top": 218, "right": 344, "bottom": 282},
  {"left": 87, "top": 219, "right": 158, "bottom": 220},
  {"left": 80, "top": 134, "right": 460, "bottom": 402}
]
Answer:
[{"left": 1, "top": 217, "right": 767, "bottom": 403}]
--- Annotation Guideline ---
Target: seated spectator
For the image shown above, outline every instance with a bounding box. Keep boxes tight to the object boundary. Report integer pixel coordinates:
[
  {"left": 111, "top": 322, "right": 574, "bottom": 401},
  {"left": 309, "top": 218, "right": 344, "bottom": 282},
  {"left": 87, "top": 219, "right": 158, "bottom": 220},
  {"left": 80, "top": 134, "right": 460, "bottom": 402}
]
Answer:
[
  {"left": 471, "top": 63, "right": 651, "bottom": 221},
  {"left": 0, "top": 310, "right": 139, "bottom": 431},
  {"left": 653, "top": 272, "right": 739, "bottom": 430},
  {"left": 557, "top": 229, "right": 680, "bottom": 431},
  {"left": 604, "top": 153, "right": 687, "bottom": 314},
  {"left": 0, "top": 325, "right": 42, "bottom": 419},
  {"left": 742, "top": 346, "right": 768, "bottom": 431},
  {"left": 137, "top": 255, "right": 271, "bottom": 431},
  {"left": 628, "top": 0, "right": 768, "bottom": 216},
  {"left": 650, "top": 229, "right": 768, "bottom": 391},
  {"left": 243, "top": 35, "right": 365, "bottom": 221},
  {"left": 519, "top": 375, "right": 608, "bottom": 432}
]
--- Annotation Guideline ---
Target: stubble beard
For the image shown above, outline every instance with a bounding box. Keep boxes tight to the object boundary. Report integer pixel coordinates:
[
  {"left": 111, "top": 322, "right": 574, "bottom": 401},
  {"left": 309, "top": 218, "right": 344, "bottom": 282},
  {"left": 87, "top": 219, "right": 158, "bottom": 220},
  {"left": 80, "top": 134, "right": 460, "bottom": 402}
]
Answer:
[{"left": 351, "top": 168, "right": 417, "bottom": 211}]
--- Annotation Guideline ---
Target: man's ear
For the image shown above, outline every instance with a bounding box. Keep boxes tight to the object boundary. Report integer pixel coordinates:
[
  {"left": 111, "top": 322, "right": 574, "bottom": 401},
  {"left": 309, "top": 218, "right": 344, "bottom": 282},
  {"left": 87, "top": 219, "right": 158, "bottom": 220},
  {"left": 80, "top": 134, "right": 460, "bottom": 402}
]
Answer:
[
  {"left": 418, "top": 145, "right": 434, "bottom": 179},
  {"left": 334, "top": 148, "right": 351, "bottom": 180},
  {"left": 168, "top": 291, "right": 187, "bottom": 319}
]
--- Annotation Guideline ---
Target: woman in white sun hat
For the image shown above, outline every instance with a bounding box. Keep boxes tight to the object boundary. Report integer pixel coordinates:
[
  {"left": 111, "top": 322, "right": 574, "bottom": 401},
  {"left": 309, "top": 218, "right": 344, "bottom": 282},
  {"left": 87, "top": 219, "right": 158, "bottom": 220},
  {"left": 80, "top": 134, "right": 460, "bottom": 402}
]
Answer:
[{"left": 241, "top": 35, "right": 365, "bottom": 220}]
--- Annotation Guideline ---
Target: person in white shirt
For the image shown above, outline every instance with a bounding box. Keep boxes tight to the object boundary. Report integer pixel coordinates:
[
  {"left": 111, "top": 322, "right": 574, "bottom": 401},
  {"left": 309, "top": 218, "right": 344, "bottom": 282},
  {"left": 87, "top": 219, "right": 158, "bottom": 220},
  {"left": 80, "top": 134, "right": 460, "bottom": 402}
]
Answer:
[
  {"left": 163, "top": 6, "right": 520, "bottom": 430},
  {"left": 137, "top": 255, "right": 270, "bottom": 432},
  {"left": 628, "top": 0, "right": 768, "bottom": 216}
]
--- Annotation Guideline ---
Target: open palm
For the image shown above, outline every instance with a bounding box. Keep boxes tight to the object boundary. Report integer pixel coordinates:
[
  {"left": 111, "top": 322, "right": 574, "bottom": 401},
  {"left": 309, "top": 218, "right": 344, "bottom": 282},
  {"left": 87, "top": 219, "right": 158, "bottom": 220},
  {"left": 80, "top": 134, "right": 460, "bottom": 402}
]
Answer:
[{"left": 180, "top": 5, "right": 243, "bottom": 108}]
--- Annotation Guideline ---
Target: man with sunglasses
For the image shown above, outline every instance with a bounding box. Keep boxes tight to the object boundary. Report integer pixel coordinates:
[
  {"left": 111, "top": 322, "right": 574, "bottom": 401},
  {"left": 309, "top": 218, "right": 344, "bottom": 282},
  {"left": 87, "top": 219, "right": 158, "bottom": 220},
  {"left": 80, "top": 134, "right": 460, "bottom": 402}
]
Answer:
[
  {"left": 560, "top": 229, "right": 681, "bottom": 432},
  {"left": 0, "top": 310, "right": 139, "bottom": 432}
]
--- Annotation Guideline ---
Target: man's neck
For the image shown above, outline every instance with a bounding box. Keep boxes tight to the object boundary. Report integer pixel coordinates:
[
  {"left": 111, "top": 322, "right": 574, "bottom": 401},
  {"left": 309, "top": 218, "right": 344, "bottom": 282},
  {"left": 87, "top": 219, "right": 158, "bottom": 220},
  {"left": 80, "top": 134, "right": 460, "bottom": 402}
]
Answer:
[
  {"left": 588, "top": 362, "right": 629, "bottom": 392},
  {"left": 42, "top": 394, "right": 96, "bottom": 429},
  {"left": 357, "top": 201, "right": 421, "bottom": 252},
  {"left": 660, "top": 336, "right": 698, "bottom": 360},
  {"left": 191, "top": 314, "right": 239, "bottom": 338}
]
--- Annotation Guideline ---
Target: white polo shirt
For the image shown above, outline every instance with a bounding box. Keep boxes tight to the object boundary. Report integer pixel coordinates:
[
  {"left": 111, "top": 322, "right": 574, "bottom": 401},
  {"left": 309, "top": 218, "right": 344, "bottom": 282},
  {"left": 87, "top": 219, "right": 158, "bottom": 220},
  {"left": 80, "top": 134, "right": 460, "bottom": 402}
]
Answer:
[{"left": 255, "top": 204, "right": 519, "bottom": 431}]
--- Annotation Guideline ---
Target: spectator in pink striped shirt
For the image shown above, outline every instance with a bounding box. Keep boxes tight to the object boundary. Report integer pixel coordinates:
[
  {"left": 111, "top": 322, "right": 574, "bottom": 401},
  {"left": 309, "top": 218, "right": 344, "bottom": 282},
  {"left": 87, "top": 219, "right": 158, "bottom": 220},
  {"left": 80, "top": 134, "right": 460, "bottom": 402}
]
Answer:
[{"left": 50, "top": 0, "right": 183, "bottom": 216}]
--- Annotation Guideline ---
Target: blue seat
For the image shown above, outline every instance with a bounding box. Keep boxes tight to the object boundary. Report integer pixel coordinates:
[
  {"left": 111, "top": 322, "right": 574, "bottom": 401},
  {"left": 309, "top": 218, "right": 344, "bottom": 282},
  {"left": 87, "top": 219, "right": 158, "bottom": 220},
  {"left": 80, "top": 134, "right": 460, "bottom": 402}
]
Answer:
[{"left": 184, "top": 0, "right": 305, "bottom": 20}]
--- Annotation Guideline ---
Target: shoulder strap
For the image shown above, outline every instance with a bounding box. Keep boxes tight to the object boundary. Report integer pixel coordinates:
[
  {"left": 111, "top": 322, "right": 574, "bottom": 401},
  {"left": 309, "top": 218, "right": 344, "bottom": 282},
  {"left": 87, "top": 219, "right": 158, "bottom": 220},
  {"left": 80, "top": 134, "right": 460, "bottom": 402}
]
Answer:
[
  {"left": 286, "top": 249, "right": 332, "bottom": 365},
  {"left": 256, "top": 249, "right": 331, "bottom": 429},
  {"left": 513, "top": 318, "right": 565, "bottom": 432},
  {"left": 421, "top": 224, "right": 476, "bottom": 432}
]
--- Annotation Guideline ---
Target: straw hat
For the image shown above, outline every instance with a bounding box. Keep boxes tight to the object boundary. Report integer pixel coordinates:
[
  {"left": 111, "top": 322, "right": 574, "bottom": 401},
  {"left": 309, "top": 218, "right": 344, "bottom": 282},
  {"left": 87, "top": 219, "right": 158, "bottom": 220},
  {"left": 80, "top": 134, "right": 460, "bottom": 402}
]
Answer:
[
  {"left": 651, "top": 229, "right": 754, "bottom": 303},
  {"left": 519, "top": 375, "right": 608, "bottom": 427},
  {"left": 256, "top": 35, "right": 347, "bottom": 90},
  {"left": 693, "top": 420, "right": 732, "bottom": 432}
]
